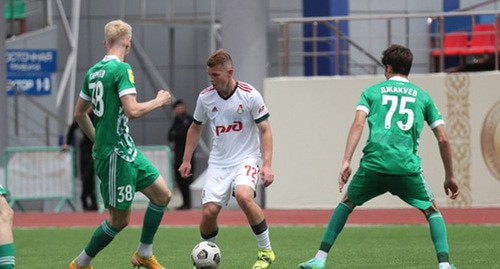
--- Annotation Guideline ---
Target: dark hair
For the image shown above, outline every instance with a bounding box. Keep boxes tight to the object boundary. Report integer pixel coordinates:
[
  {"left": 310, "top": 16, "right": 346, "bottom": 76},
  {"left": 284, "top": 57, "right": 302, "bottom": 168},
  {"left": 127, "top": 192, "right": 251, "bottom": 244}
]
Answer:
[
  {"left": 381, "top": 44, "right": 413, "bottom": 76},
  {"left": 173, "top": 99, "right": 185, "bottom": 108}
]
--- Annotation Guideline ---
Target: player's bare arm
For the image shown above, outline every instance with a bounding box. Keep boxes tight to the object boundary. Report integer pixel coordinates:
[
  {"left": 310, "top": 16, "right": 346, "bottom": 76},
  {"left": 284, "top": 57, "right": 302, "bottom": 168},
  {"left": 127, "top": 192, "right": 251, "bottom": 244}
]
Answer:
[
  {"left": 257, "top": 119, "right": 274, "bottom": 187},
  {"left": 339, "top": 110, "right": 366, "bottom": 192},
  {"left": 432, "top": 125, "right": 460, "bottom": 199},
  {"left": 120, "top": 90, "right": 172, "bottom": 119},
  {"left": 179, "top": 123, "right": 203, "bottom": 178},
  {"left": 74, "top": 98, "right": 95, "bottom": 142}
]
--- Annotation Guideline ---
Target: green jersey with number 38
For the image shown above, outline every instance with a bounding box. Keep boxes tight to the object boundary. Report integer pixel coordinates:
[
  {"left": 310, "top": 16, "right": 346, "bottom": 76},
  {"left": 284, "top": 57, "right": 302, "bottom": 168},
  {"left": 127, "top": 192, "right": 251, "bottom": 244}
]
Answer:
[
  {"left": 80, "top": 55, "right": 138, "bottom": 162},
  {"left": 356, "top": 77, "right": 444, "bottom": 175}
]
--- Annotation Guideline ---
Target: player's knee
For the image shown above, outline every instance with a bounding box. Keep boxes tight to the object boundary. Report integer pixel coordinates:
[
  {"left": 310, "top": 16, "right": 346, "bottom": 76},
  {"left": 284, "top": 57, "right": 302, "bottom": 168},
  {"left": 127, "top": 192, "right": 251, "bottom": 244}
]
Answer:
[
  {"left": 235, "top": 192, "right": 254, "bottom": 209},
  {"left": 202, "top": 203, "right": 220, "bottom": 220},
  {"left": 422, "top": 203, "right": 439, "bottom": 217},
  {"left": 109, "top": 216, "right": 130, "bottom": 230},
  {"left": 111, "top": 220, "right": 129, "bottom": 230},
  {"left": 159, "top": 190, "right": 173, "bottom": 205},
  {"left": 341, "top": 197, "right": 355, "bottom": 210},
  {"left": 150, "top": 189, "right": 172, "bottom": 206},
  {"left": 234, "top": 186, "right": 254, "bottom": 207}
]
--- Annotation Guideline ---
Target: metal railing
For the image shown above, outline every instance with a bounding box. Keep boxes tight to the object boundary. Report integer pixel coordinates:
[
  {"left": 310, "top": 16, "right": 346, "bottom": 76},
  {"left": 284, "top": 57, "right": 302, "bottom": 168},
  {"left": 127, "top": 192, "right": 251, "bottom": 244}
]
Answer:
[
  {"left": 7, "top": 87, "right": 68, "bottom": 146},
  {"left": 3, "top": 146, "right": 76, "bottom": 212},
  {"left": 274, "top": 10, "right": 500, "bottom": 76}
]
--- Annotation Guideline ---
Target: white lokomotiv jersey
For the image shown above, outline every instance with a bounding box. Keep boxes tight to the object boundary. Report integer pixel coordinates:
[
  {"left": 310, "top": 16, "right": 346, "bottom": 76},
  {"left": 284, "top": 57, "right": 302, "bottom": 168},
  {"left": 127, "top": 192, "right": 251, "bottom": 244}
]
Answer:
[{"left": 193, "top": 81, "right": 270, "bottom": 167}]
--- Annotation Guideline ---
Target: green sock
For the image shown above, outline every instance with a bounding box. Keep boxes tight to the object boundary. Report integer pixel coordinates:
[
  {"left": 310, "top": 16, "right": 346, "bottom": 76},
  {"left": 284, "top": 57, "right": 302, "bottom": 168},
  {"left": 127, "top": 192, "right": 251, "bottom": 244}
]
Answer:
[
  {"left": 85, "top": 220, "right": 121, "bottom": 257},
  {"left": 319, "top": 202, "right": 352, "bottom": 252},
  {"left": 140, "top": 202, "right": 167, "bottom": 244},
  {"left": 427, "top": 211, "right": 450, "bottom": 263},
  {"left": 0, "top": 243, "right": 15, "bottom": 269}
]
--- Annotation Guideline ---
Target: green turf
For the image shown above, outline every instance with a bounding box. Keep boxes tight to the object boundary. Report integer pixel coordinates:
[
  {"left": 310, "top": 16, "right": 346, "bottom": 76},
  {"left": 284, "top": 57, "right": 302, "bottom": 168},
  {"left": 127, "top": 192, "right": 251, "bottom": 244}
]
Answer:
[{"left": 13, "top": 225, "right": 499, "bottom": 268}]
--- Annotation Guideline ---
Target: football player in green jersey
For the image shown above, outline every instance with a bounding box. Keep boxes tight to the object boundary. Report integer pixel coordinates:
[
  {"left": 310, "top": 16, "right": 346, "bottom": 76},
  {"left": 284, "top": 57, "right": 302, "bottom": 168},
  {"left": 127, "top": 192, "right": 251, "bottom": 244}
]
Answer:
[
  {"left": 299, "top": 44, "right": 460, "bottom": 269},
  {"left": 69, "top": 20, "right": 172, "bottom": 269}
]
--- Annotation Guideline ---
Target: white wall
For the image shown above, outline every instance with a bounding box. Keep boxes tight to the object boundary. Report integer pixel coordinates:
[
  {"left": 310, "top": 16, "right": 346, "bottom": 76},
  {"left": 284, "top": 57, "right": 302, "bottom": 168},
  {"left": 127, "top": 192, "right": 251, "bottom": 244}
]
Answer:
[{"left": 264, "top": 71, "right": 500, "bottom": 209}]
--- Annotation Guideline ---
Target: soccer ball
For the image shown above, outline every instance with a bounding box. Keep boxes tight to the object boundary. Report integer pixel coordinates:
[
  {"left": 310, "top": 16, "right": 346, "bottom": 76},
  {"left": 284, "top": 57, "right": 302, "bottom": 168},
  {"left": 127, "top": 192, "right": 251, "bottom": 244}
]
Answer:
[{"left": 191, "top": 241, "right": 221, "bottom": 269}]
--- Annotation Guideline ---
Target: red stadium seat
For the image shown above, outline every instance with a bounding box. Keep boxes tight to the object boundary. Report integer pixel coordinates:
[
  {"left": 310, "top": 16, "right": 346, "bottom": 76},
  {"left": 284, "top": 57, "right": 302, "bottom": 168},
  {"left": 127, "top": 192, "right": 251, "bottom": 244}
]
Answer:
[
  {"left": 464, "top": 23, "right": 497, "bottom": 54},
  {"left": 432, "top": 31, "right": 469, "bottom": 56}
]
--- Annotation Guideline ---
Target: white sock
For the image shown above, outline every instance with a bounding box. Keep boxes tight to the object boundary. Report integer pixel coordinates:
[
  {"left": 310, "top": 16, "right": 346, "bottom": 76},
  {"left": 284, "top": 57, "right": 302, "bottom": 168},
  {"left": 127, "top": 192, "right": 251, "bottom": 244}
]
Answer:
[
  {"left": 76, "top": 250, "right": 93, "bottom": 266},
  {"left": 255, "top": 229, "right": 272, "bottom": 250},
  {"left": 315, "top": 250, "right": 328, "bottom": 260},
  {"left": 438, "top": 262, "right": 451, "bottom": 269},
  {"left": 137, "top": 243, "right": 153, "bottom": 258},
  {"left": 201, "top": 235, "right": 218, "bottom": 243}
]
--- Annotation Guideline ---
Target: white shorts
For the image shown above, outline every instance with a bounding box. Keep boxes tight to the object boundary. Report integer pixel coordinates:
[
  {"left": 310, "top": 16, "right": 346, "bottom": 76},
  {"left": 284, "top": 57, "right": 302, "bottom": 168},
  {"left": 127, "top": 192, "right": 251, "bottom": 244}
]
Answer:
[{"left": 202, "top": 158, "right": 260, "bottom": 206}]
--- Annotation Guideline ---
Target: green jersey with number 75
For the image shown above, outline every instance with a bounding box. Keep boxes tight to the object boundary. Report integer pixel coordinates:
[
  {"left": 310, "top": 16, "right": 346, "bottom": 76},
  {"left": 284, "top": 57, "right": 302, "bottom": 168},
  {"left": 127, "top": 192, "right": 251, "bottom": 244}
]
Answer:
[{"left": 356, "top": 76, "right": 444, "bottom": 175}]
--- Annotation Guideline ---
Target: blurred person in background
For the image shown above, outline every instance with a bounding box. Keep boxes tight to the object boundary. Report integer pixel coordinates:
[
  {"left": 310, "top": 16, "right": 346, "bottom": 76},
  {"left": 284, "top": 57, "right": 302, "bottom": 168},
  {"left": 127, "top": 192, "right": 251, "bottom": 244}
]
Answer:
[
  {"left": 168, "top": 99, "right": 195, "bottom": 210},
  {"left": 62, "top": 108, "right": 98, "bottom": 211}
]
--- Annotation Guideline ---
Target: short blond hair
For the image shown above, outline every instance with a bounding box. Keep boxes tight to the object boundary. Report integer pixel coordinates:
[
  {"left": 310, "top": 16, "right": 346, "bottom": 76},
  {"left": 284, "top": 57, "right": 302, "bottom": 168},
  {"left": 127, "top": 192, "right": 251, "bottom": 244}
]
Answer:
[
  {"left": 104, "top": 20, "right": 132, "bottom": 46},
  {"left": 206, "top": 49, "right": 233, "bottom": 70}
]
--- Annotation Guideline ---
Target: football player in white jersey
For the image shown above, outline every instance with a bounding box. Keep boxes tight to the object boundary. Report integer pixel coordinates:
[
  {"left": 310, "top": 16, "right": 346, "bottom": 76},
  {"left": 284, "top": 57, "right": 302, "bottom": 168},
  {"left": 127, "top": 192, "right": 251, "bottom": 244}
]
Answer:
[{"left": 179, "top": 49, "right": 276, "bottom": 269}]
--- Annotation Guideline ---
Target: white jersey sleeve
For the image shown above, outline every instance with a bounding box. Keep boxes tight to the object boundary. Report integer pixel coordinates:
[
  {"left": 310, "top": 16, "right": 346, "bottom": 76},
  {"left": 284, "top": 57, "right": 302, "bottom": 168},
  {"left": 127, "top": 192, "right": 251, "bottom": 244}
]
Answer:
[{"left": 193, "top": 86, "right": 212, "bottom": 124}]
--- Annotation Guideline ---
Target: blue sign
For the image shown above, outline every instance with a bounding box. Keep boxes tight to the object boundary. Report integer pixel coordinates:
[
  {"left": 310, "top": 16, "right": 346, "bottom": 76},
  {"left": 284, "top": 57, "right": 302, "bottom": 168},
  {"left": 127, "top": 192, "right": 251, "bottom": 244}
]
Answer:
[
  {"left": 6, "top": 49, "right": 57, "bottom": 73},
  {"left": 5, "top": 49, "right": 57, "bottom": 96},
  {"left": 7, "top": 74, "right": 52, "bottom": 96}
]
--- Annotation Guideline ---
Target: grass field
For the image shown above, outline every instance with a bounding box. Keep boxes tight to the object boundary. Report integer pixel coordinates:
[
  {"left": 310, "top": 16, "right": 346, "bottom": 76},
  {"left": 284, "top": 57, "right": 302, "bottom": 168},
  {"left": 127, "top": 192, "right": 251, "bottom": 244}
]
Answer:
[{"left": 14, "top": 225, "right": 499, "bottom": 268}]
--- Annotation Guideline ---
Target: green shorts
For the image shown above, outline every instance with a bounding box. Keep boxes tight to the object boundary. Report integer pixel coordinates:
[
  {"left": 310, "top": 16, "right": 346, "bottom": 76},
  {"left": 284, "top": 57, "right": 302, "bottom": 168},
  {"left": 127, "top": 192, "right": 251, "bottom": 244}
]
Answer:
[
  {"left": 95, "top": 150, "right": 160, "bottom": 210},
  {"left": 347, "top": 167, "right": 434, "bottom": 210}
]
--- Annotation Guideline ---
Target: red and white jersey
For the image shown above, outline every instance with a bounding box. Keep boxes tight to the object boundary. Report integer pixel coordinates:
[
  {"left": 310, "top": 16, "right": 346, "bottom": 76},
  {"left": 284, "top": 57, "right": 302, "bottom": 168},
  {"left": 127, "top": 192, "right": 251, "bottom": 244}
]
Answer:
[{"left": 193, "top": 81, "right": 270, "bottom": 167}]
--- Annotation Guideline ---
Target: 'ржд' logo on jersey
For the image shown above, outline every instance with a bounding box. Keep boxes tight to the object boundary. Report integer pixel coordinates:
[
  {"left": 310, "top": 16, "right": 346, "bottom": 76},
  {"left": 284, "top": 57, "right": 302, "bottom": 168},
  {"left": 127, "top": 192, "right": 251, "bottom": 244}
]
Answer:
[{"left": 215, "top": 121, "right": 242, "bottom": 136}]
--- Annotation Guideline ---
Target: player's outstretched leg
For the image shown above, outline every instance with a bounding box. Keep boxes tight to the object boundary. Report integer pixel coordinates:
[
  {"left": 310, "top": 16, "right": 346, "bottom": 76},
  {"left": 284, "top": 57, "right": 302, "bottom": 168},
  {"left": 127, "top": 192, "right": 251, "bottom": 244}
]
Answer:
[
  {"left": 250, "top": 218, "right": 275, "bottom": 269},
  {"left": 427, "top": 211, "right": 456, "bottom": 269},
  {"left": 130, "top": 200, "right": 169, "bottom": 269}
]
